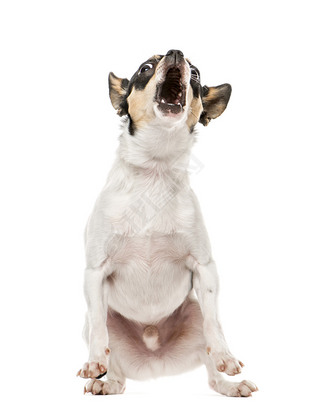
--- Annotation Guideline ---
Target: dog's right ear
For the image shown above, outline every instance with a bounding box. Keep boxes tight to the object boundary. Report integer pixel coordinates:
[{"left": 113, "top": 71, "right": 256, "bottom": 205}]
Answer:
[{"left": 108, "top": 72, "right": 129, "bottom": 116}]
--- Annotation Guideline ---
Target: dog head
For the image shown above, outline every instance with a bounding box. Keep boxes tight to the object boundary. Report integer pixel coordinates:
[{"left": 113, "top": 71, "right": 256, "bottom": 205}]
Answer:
[{"left": 109, "top": 50, "right": 231, "bottom": 135}]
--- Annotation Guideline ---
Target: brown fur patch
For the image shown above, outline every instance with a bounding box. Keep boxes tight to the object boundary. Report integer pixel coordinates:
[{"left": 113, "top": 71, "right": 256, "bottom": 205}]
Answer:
[
  {"left": 203, "top": 87, "right": 219, "bottom": 102},
  {"left": 127, "top": 75, "right": 158, "bottom": 129},
  {"left": 109, "top": 72, "right": 127, "bottom": 113},
  {"left": 187, "top": 88, "right": 203, "bottom": 130},
  {"left": 143, "top": 325, "right": 159, "bottom": 337},
  {"left": 200, "top": 84, "right": 232, "bottom": 125},
  {"left": 142, "top": 325, "right": 160, "bottom": 351}
]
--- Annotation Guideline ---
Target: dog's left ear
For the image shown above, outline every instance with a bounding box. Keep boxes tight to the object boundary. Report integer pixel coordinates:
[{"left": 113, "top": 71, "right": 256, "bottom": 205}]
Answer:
[
  {"left": 108, "top": 72, "right": 129, "bottom": 116},
  {"left": 199, "top": 84, "right": 232, "bottom": 126}
]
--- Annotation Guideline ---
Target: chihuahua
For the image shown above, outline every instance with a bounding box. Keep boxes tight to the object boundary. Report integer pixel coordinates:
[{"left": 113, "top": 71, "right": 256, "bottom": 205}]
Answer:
[{"left": 77, "top": 50, "right": 257, "bottom": 397}]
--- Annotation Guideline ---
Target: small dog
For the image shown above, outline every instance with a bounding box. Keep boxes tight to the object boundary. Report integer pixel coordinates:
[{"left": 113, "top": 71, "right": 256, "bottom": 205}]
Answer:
[{"left": 77, "top": 50, "right": 257, "bottom": 397}]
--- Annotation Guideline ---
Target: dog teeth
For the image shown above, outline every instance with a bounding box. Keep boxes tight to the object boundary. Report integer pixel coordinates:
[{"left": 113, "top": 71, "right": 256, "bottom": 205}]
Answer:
[
  {"left": 160, "top": 99, "right": 176, "bottom": 106},
  {"left": 159, "top": 98, "right": 182, "bottom": 108}
]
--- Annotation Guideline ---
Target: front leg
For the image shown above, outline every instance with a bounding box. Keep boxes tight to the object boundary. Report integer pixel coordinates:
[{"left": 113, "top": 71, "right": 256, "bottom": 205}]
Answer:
[
  {"left": 188, "top": 257, "right": 244, "bottom": 376},
  {"left": 77, "top": 260, "right": 113, "bottom": 379}
]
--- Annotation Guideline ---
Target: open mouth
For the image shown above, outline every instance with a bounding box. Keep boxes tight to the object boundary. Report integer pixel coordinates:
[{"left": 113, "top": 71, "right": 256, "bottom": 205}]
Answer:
[{"left": 156, "top": 68, "right": 186, "bottom": 115}]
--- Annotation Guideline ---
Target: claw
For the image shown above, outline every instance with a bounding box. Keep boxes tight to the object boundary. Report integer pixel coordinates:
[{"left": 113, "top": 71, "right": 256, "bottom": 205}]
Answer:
[{"left": 218, "top": 363, "right": 225, "bottom": 372}]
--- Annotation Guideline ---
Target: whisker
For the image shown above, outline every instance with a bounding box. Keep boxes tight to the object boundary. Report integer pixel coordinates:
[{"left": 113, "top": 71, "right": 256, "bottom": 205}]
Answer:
[{"left": 189, "top": 109, "right": 199, "bottom": 119}]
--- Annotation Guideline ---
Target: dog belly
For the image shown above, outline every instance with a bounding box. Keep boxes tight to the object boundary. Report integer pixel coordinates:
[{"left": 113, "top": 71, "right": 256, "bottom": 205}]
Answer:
[
  {"left": 106, "top": 234, "right": 193, "bottom": 323},
  {"left": 107, "top": 264, "right": 192, "bottom": 323},
  {"left": 107, "top": 296, "right": 205, "bottom": 380}
]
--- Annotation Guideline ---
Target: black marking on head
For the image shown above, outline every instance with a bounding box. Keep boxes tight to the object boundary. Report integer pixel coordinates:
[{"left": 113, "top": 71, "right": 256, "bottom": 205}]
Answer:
[
  {"left": 202, "top": 85, "right": 209, "bottom": 98},
  {"left": 189, "top": 64, "right": 201, "bottom": 98},
  {"left": 189, "top": 124, "right": 196, "bottom": 134},
  {"left": 121, "top": 78, "right": 129, "bottom": 90},
  {"left": 127, "top": 56, "right": 161, "bottom": 93},
  {"left": 118, "top": 56, "right": 164, "bottom": 135},
  {"left": 119, "top": 98, "right": 129, "bottom": 117},
  {"left": 128, "top": 114, "right": 135, "bottom": 136}
]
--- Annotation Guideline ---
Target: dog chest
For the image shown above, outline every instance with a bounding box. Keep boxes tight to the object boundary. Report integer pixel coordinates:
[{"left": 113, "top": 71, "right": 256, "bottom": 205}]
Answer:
[{"left": 104, "top": 173, "right": 195, "bottom": 236}]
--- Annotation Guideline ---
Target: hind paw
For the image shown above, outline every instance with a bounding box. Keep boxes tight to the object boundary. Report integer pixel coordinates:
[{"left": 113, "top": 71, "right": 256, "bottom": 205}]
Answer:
[
  {"left": 211, "top": 379, "right": 258, "bottom": 397},
  {"left": 84, "top": 379, "right": 125, "bottom": 395}
]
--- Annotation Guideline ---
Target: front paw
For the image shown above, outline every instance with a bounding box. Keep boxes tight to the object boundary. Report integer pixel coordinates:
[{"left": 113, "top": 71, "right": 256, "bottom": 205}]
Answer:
[
  {"left": 208, "top": 348, "right": 244, "bottom": 376},
  {"left": 77, "top": 348, "right": 110, "bottom": 379}
]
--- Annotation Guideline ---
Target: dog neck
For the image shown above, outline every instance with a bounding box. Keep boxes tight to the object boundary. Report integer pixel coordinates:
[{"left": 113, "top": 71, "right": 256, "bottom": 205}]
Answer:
[{"left": 117, "top": 119, "right": 196, "bottom": 178}]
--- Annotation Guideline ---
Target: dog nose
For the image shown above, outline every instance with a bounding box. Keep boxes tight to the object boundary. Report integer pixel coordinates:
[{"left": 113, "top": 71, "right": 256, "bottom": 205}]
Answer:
[{"left": 166, "top": 49, "right": 184, "bottom": 57}]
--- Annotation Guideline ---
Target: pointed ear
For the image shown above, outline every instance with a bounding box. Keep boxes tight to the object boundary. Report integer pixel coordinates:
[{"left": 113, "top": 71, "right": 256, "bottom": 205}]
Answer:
[
  {"left": 199, "top": 84, "right": 232, "bottom": 126},
  {"left": 108, "top": 72, "right": 129, "bottom": 116}
]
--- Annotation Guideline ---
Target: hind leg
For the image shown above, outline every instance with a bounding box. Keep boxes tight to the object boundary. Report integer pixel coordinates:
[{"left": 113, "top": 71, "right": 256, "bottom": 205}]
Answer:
[
  {"left": 203, "top": 353, "right": 258, "bottom": 397},
  {"left": 188, "top": 258, "right": 245, "bottom": 376}
]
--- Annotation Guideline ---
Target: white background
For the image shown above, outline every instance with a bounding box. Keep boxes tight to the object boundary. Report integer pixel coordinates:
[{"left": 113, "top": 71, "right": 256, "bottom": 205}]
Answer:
[{"left": 0, "top": 0, "right": 319, "bottom": 410}]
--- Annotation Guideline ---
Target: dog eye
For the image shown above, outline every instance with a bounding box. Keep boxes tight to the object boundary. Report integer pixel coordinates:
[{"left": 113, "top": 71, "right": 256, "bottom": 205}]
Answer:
[
  {"left": 191, "top": 68, "right": 200, "bottom": 80},
  {"left": 139, "top": 63, "right": 153, "bottom": 74}
]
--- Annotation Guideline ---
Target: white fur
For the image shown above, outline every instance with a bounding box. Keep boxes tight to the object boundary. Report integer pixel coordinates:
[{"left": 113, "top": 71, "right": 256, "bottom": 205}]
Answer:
[{"left": 78, "top": 56, "right": 257, "bottom": 397}]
